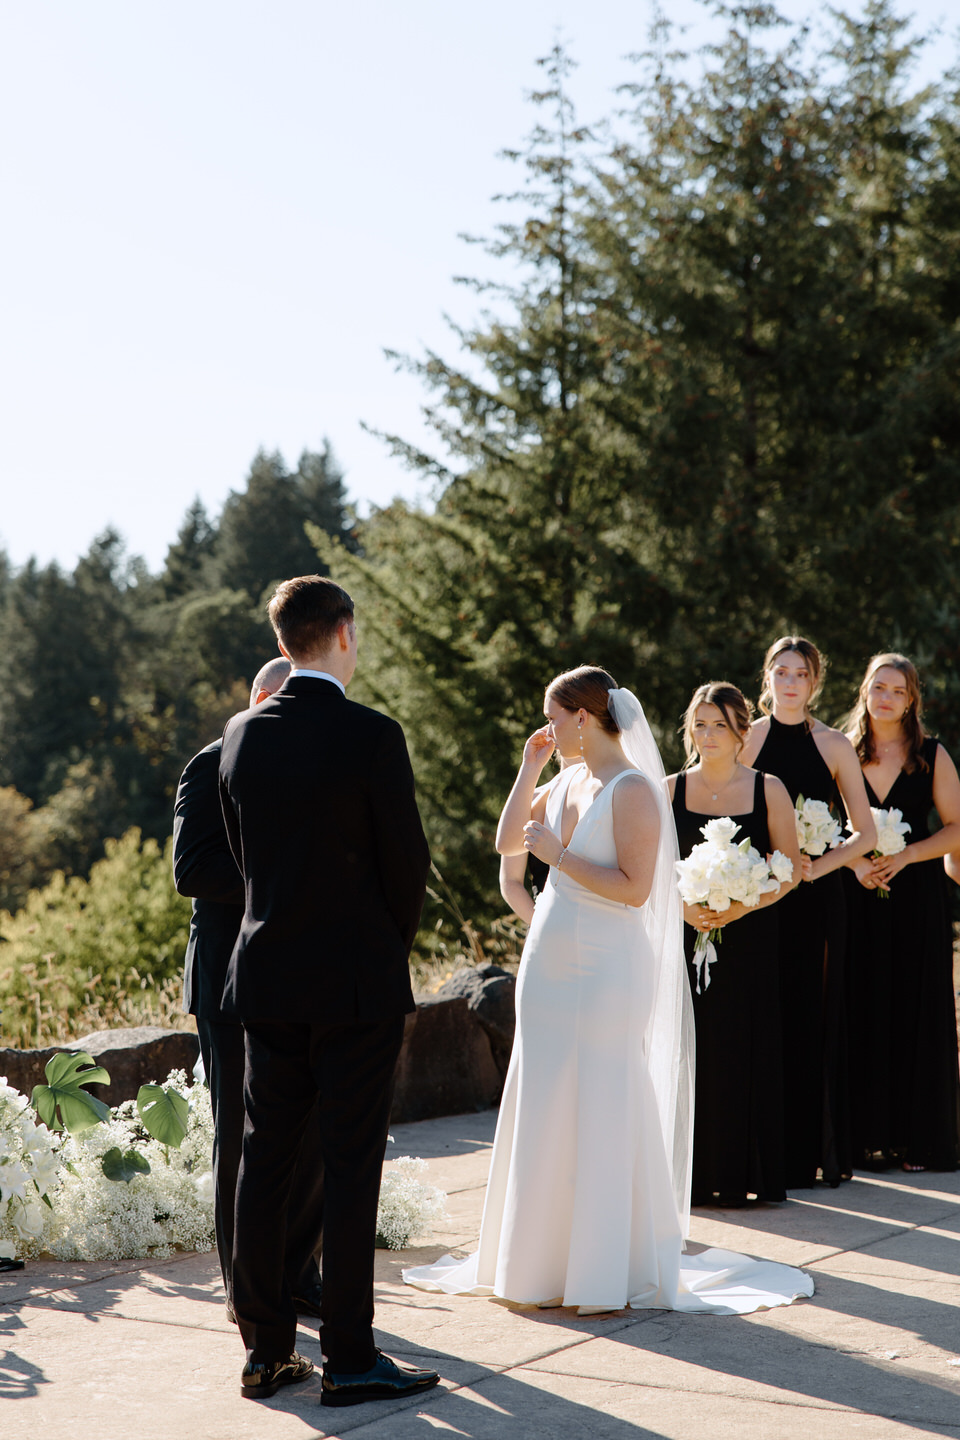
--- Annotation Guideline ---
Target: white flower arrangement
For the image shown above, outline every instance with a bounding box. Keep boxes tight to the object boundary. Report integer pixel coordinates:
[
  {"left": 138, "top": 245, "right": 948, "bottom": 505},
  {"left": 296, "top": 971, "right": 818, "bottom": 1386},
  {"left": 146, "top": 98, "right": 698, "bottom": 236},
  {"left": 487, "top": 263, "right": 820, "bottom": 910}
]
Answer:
[
  {"left": 849, "top": 806, "right": 912, "bottom": 900},
  {"left": 795, "top": 794, "right": 843, "bottom": 857},
  {"left": 3, "top": 1056, "right": 446, "bottom": 1267},
  {"left": 675, "top": 816, "right": 793, "bottom": 991},
  {"left": 0, "top": 1077, "right": 60, "bottom": 1260},
  {"left": 47, "top": 1069, "right": 216, "bottom": 1262},
  {"left": 376, "top": 1156, "right": 447, "bottom": 1251}
]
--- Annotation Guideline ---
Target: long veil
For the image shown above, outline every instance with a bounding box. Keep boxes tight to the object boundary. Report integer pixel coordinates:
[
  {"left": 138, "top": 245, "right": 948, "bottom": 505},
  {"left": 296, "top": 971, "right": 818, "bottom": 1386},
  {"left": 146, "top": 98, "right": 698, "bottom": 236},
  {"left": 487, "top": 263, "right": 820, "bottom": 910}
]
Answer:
[{"left": 607, "top": 687, "right": 695, "bottom": 1235}]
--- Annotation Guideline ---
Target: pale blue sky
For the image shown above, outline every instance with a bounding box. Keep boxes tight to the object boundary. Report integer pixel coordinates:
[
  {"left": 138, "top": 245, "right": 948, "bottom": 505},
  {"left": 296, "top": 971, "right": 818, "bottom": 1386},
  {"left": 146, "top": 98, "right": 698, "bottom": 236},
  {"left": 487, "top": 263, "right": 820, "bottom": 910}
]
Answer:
[{"left": 1, "top": 1, "right": 953, "bottom": 573}]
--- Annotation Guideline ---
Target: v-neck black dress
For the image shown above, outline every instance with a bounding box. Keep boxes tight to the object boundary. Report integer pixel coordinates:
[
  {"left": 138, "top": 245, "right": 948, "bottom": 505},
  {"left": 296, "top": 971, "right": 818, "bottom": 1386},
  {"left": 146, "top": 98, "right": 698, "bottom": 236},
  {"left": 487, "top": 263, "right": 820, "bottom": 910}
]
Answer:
[
  {"left": 673, "top": 771, "right": 786, "bottom": 1205},
  {"left": 753, "top": 716, "right": 851, "bottom": 1187},
  {"left": 844, "top": 737, "right": 960, "bottom": 1170}
]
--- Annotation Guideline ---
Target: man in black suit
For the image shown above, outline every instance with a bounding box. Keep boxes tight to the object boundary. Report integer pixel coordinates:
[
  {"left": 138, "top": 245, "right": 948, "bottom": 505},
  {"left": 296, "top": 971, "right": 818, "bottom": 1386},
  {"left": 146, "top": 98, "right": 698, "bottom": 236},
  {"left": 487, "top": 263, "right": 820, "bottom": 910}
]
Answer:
[
  {"left": 219, "top": 575, "right": 438, "bottom": 1406},
  {"left": 173, "top": 656, "right": 324, "bottom": 1324}
]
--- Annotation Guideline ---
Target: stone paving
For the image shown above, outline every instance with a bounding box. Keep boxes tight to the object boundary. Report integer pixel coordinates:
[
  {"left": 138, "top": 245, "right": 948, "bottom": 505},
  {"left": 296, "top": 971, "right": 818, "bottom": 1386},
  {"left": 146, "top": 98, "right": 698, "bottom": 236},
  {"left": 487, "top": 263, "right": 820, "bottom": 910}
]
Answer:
[{"left": 3, "top": 1108, "right": 960, "bottom": 1439}]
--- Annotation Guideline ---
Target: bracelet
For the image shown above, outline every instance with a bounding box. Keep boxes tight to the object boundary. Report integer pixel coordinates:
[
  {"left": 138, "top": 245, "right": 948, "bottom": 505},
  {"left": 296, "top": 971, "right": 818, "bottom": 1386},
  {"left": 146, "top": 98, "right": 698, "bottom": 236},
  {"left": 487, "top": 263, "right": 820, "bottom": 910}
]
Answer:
[{"left": 556, "top": 847, "right": 568, "bottom": 870}]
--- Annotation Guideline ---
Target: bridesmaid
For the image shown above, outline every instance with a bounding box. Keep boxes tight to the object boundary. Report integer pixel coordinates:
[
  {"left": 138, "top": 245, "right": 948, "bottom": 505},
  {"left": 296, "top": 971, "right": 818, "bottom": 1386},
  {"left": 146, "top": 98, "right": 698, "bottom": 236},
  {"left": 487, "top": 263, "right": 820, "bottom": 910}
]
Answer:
[
  {"left": 741, "top": 636, "right": 875, "bottom": 1188},
  {"left": 668, "top": 682, "right": 800, "bottom": 1206},
  {"left": 844, "top": 653, "right": 960, "bottom": 1171}
]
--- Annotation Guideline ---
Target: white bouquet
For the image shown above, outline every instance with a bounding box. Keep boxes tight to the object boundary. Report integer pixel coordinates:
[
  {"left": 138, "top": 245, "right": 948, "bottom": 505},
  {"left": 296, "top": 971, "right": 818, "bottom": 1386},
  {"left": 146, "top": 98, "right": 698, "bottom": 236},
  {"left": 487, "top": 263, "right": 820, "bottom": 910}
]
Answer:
[
  {"left": 675, "top": 817, "right": 793, "bottom": 991},
  {"left": 795, "top": 794, "right": 843, "bottom": 857},
  {"left": 850, "top": 806, "right": 911, "bottom": 900},
  {"left": 0, "top": 1077, "right": 60, "bottom": 1261}
]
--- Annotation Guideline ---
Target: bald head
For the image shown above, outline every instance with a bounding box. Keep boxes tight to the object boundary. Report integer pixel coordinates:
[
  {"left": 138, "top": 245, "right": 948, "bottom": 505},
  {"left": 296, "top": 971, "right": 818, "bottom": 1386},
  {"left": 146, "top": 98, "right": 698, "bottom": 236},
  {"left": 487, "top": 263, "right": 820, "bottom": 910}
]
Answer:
[{"left": 250, "top": 656, "right": 291, "bottom": 708}]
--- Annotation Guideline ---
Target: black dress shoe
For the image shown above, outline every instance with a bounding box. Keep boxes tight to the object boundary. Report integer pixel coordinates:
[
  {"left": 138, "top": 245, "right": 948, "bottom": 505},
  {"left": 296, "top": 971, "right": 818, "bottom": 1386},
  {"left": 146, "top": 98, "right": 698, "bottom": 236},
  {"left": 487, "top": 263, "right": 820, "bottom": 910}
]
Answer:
[
  {"left": 291, "top": 1281, "right": 323, "bottom": 1319},
  {"left": 241, "top": 1351, "right": 314, "bottom": 1400},
  {"left": 321, "top": 1349, "right": 440, "bottom": 1407}
]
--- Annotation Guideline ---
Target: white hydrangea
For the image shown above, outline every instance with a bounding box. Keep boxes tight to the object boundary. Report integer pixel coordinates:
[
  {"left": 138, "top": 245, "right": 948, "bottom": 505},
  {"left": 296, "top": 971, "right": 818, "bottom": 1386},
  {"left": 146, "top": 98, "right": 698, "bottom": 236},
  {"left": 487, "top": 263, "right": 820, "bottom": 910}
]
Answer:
[
  {"left": 376, "top": 1156, "right": 447, "bottom": 1251},
  {"left": 795, "top": 795, "right": 843, "bottom": 856}
]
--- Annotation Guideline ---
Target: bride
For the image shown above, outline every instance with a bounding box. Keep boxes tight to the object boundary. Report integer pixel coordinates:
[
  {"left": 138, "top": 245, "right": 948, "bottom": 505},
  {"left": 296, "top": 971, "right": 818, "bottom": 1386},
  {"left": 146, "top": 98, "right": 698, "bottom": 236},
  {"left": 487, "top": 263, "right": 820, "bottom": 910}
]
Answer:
[{"left": 404, "top": 666, "right": 813, "bottom": 1314}]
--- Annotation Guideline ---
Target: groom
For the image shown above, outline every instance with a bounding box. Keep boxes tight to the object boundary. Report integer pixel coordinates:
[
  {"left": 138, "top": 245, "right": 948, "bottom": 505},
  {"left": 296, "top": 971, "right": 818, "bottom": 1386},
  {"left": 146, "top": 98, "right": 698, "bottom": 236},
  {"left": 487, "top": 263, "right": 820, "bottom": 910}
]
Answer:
[{"left": 218, "top": 575, "right": 437, "bottom": 1406}]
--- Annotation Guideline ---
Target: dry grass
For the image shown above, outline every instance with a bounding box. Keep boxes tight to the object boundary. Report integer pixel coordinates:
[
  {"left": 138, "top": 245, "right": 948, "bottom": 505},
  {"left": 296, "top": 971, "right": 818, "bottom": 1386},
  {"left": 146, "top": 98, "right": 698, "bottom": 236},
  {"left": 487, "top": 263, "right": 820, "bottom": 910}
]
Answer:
[{"left": 15, "top": 974, "right": 197, "bottom": 1048}]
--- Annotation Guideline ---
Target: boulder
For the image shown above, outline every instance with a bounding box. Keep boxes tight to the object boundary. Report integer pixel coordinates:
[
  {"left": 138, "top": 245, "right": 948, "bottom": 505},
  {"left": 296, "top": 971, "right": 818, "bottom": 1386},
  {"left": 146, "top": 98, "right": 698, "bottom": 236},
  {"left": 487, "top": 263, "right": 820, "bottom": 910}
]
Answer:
[
  {"left": 0, "top": 1027, "right": 199, "bottom": 1107},
  {"left": 0, "top": 1045, "right": 65, "bottom": 1101},
  {"left": 69, "top": 1027, "right": 200, "bottom": 1105},
  {"left": 391, "top": 993, "right": 503, "bottom": 1123},
  {"left": 433, "top": 964, "right": 517, "bottom": 1079}
]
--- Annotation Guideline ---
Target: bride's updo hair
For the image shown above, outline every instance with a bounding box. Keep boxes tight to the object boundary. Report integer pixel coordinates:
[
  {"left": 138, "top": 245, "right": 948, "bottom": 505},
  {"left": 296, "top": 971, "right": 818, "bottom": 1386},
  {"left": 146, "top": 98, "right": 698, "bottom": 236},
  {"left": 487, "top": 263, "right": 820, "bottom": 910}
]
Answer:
[
  {"left": 681, "top": 682, "right": 753, "bottom": 766},
  {"left": 546, "top": 665, "right": 620, "bottom": 735}
]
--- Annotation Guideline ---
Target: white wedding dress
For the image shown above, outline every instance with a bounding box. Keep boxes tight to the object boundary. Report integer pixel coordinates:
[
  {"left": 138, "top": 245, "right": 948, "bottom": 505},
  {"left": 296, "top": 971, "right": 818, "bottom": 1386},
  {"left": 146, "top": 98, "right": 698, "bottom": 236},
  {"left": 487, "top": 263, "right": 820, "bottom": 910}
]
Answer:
[{"left": 404, "top": 759, "right": 814, "bottom": 1315}]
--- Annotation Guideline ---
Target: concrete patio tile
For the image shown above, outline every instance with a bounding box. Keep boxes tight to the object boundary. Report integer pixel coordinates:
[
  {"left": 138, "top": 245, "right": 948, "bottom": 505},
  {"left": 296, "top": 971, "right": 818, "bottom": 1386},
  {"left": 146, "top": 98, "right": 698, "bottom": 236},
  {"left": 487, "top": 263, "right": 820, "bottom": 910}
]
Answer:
[
  {"left": 337, "top": 1368, "right": 960, "bottom": 1440},
  {"left": 3, "top": 1114, "right": 959, "bottom": 1439},
  {"left": 524, "top": 1304, "right": 960, "bottom": 1422},
  {"left": 0, "top": 1254, "right": 160, "bottom": 1307},
  {"left": 686, "top": 1174, "right": 960, "bottom": 1269},
  {"left": 363, "top": 1276, "right": 639, "bottom": 1369}
]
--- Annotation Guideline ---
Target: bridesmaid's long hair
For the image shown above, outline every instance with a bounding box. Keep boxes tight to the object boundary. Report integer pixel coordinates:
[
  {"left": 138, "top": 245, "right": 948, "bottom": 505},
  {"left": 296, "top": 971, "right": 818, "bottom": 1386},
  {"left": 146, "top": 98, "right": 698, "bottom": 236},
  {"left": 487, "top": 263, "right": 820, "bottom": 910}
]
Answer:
[
  {"left": 546, "top": 665, "right": 620, "bottom": 735},
  {"left": 681, "top": 682, "right": 753, "bottom": 767},
  {"left": 758, "top": 635, "right": 825, "bottom": 728},
  {"left": 845, "top": 652, "right": 930, "bottom": 774}
]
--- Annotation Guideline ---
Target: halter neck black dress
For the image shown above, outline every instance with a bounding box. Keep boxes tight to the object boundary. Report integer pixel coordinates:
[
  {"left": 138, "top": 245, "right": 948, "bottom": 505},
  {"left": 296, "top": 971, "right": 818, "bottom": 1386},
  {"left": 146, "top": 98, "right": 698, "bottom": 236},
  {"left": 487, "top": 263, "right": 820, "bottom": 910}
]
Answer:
[
  {"left": 753, "top": 715, "right": 851, "bottom": 1187},
  {"left": 673, "top": 770, "right": 786, "bottom": 1205},
  {"left": 845, "top": 737, "right": 960, "bottom": 1170}
]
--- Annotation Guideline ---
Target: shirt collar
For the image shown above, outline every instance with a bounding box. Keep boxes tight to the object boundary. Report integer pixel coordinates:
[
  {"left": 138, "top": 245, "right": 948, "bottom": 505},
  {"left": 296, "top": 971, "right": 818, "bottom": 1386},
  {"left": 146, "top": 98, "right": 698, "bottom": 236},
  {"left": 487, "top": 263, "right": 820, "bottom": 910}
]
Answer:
[{"left": 289, "top": 669, "right": 345, "bottom": 694}]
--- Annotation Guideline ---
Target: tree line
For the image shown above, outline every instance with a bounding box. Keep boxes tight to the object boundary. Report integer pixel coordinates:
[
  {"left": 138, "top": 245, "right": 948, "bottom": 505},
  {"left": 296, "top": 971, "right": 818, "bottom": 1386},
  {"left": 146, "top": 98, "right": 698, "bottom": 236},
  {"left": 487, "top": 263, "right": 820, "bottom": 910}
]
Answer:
[{"left": 1, "top": 2, "right": 958, "bottom": 944}]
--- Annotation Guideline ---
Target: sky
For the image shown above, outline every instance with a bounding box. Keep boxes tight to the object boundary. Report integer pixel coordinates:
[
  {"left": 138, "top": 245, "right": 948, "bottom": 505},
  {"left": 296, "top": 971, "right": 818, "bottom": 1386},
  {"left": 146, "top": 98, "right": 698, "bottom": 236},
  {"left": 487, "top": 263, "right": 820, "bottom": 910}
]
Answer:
[{"left": 1, "top": 0, "right": 954, "bottom": 575}]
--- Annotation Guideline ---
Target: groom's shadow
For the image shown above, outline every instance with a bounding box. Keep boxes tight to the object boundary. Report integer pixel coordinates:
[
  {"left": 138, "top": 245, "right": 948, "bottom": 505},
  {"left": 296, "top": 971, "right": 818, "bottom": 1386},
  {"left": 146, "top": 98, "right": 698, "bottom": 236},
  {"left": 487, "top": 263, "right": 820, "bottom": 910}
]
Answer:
[{"left": 250, "top": 1324, "right": 674, "bottom": 1438}]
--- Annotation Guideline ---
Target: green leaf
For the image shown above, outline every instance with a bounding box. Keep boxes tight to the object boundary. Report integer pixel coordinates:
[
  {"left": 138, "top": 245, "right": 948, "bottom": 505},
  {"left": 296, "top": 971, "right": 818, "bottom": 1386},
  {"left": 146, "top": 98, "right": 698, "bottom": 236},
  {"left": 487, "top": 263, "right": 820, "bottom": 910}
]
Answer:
[
  {"left": 31, "top": 1051, "right": 112, "bottom": 1133},
  {"left": 101, "top": 1146, "right": 151, "bottom": 1183},
  {"left": 136, "top": 1083, "right": 188, "bottom": 1149}
]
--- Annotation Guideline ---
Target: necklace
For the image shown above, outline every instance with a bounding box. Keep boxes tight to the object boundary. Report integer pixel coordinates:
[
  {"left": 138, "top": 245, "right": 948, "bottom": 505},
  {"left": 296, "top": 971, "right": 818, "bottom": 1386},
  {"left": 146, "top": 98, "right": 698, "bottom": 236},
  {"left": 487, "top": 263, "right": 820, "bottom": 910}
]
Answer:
[{"left": 700, "top": 761, "right": 741, "bottom": 802}]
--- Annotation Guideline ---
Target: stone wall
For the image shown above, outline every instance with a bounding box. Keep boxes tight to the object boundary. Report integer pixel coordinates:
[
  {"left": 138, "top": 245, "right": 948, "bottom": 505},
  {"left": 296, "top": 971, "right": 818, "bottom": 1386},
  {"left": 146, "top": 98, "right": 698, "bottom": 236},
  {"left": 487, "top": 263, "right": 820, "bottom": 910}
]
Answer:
[{"left": 0, "top": 965, "right": 518, "bottom": 1123}]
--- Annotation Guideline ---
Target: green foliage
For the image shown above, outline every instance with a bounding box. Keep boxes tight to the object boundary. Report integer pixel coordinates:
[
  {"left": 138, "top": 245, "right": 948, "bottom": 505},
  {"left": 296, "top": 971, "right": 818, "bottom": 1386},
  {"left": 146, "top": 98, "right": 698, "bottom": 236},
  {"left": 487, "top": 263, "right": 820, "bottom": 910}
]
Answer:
[
  {"left": 101, "top": 1147, "right": 151, "bottom": 1183},
  {"left": 0, "top": 830, "right": 191, "bottom": 1047},
  {"left": 136, "top": 1082, "right": 189, "bottom": 1149},
  {"left": 31, "top": 1051, "right": 112, "bottom": 1134}
]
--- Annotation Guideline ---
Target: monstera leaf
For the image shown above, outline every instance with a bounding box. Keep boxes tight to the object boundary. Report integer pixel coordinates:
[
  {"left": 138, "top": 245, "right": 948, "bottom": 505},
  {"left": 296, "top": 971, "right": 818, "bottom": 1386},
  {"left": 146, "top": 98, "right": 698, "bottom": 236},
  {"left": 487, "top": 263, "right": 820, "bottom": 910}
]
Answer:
[
  {"left": 32, "top": 1051, "right": 111, "bottom": 1133},
  {"left": 101, "top": 1147, "right": 151, "bottom": 1183},
  {"left": 136, "top": 1083, "right": 188, "bottom": 1148}
]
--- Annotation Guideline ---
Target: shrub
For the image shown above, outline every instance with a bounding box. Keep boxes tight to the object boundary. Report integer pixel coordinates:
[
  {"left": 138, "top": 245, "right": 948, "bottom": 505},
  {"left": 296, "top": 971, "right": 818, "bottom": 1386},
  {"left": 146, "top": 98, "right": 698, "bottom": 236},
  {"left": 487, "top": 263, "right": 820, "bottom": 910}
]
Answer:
[{"left": 0, "top": 829, "right": 191, "bottom": 1048}]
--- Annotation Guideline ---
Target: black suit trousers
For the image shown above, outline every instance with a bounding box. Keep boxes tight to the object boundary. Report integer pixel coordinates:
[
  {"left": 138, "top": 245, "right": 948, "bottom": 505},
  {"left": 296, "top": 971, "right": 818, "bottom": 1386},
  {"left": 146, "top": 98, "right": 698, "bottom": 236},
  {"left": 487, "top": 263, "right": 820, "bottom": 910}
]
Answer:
[
  {"left": 197, "top": 1017, "right": 324, "bottom": 1304},
  {"left": 232, "top": 1015, "right": 404, "bottom": 1370}
]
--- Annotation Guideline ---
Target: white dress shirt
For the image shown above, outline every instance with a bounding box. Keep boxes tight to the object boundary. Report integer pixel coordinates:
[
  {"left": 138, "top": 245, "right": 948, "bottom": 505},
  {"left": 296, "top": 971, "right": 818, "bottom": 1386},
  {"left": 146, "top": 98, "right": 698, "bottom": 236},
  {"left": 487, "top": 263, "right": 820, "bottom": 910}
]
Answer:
[{"left": 290, "top": 668, "right": 346, "bottom": 694}]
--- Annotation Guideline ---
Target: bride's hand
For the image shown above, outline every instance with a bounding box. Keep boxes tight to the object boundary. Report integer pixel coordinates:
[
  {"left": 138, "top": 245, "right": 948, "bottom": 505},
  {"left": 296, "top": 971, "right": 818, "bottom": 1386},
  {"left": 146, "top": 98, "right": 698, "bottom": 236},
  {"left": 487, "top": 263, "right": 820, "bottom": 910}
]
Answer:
[
  {"left": 523, "top": 821, "right": 562, "bottom": 866},
  {"left": 521, "top": 727, "right": 555, "bottom": 773}
]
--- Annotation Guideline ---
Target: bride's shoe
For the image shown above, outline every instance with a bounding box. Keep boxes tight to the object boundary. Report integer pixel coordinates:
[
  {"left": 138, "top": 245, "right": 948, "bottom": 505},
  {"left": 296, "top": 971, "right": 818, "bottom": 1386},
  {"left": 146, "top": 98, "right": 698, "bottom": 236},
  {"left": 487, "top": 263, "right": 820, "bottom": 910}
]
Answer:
[
  {"left": 577, "top": 1305, "right": 617, "bottom": 1316},
  {"left": 536, "top": 1297, "right": 564, "bottom": 1309}
]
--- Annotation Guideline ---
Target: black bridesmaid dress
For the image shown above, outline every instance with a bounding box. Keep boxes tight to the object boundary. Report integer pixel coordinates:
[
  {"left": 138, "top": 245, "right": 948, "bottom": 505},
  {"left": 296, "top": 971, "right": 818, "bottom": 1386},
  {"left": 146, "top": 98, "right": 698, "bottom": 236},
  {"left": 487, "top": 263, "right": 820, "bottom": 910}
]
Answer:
[
  {"left": 845, "top": 737, "right": 960, "bottom": 1171},
  {"left": 673, "top": 771, "right": 786, "bottom": 1205},
  {"left": 754, "top": 715, "right": 850, "bottom": 1187}
]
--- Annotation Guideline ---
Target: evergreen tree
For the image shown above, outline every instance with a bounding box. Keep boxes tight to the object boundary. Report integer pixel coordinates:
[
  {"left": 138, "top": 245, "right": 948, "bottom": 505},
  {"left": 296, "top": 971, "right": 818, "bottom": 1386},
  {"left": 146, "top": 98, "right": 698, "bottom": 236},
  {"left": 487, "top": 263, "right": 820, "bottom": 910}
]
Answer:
[
  {"left": 215, "top": 443, "right": 353, "bottom": 602},
  {"left": 160, "top": 498, "right": 217, "bottom": 599}
]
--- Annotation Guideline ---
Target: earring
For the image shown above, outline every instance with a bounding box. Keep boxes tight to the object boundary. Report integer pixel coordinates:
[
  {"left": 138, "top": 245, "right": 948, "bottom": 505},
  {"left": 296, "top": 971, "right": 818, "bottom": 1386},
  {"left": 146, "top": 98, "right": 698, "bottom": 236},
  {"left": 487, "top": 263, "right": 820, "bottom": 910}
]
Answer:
[{"left": 578, "top": 718, "right": 585, "bottom": 759}]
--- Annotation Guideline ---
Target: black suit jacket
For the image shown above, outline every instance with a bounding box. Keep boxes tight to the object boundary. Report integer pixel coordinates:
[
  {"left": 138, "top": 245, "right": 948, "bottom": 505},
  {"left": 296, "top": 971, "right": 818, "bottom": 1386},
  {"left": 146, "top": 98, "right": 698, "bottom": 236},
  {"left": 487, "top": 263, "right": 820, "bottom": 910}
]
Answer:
[
  {"left": 218, "top": 676, "right": 429, "bottom": 1024},
  {"left": 173, "top": 739, "right": 245, "bottom": 1020}
]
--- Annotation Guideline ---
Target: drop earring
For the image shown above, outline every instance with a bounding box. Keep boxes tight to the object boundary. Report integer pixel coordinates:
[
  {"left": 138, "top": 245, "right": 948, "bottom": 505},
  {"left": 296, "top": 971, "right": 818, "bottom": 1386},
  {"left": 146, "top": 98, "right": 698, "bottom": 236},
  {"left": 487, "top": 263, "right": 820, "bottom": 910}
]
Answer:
[{"left": 578, "top": 718, "right": 585, "bottom": 759}]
